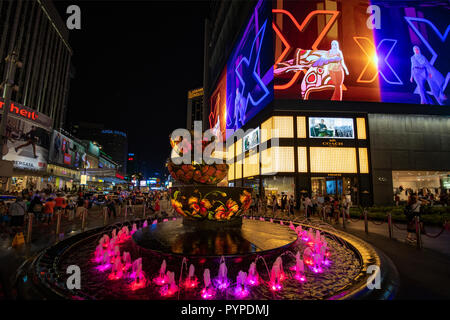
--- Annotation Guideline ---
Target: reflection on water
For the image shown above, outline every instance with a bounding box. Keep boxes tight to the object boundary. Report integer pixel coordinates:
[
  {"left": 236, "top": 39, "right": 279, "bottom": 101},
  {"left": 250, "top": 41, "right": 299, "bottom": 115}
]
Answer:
[{"left": 171, "top": 229, "right": 254, "bottom": 255}]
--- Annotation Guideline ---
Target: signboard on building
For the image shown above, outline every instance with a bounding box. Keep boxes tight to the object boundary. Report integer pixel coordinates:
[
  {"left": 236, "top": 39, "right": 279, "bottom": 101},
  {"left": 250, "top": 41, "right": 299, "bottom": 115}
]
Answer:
[
  {"left": 0, "top": 102, "right": 51, "bottom": 171},
  {"left": 243, "top": 128, "right": 260, "bottom": 152},
  {"left": 49, "top": 130, "right": 87, "bottom": 169}
]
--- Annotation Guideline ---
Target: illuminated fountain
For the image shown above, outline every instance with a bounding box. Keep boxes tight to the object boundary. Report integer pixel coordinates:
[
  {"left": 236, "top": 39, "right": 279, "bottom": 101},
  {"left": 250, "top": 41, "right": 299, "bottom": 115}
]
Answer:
[{"left": 21, "top": 135, "right": 394, "bottom": 300}]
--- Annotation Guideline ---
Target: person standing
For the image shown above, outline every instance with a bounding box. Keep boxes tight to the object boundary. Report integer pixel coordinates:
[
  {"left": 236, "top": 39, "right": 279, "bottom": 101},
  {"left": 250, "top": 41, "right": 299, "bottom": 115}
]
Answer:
[
  {"left": 405, "top": 195, "right": 421, "bottom": 244},
  {"left": 9, "top": 197, "right": 27, "bottom": 233},
  {"left": 303, "top": 195, "right": 312, "bottom": 219},
  {"left": 288, "top": 195, "right": 295, "bottom": 216}
]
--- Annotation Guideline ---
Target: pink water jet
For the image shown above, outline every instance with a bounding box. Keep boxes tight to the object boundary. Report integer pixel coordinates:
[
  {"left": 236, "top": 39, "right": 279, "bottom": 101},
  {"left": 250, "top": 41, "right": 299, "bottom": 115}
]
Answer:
[
  {"left": 234, "top": 271, "right": 249, "bottom": 298},
  {"left": 153, "top": 260, "right": 168, "bottom": 285},
  {"left": 201, "top": 269, "right": 215, "bottom": 299}
]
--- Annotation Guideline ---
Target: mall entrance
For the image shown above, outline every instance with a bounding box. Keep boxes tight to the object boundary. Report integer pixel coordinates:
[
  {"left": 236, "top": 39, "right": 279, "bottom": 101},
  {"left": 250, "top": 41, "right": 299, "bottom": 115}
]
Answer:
[{"left": 311, "top": 176, "right": 357, "bottom": 202}]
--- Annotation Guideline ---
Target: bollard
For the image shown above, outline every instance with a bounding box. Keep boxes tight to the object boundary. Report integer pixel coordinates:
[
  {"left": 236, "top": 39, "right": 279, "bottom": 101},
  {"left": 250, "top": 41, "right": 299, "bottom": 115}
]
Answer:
[
  {"left": 415, "top": 215, "right": 422, "bottom": 249},
  {"left": 364, "top": 208, "right": 369, "bottom": 235},
  {"left": 26, "top": 212, "right": 33, "bottom": 243},
  {"left": 143, "top": 201, "right": 146, "bottom": 218},
  {"left": 81, "top": 208, "right": 87, "bottom": 232},
  {"left": 55, "top": 210, "right": 62, "bottom": 238},
  {"left": 103, "top": 207, "right": 108, "bottom": 226},
  {"left": 387, "top": 212, "right": 393, "bottom": 239},
  {"left": 124, "top": 204, "right": 128, "bottom": 220},
  {"left": 342, "top": 208, "right": 346, "bottom": 230}
]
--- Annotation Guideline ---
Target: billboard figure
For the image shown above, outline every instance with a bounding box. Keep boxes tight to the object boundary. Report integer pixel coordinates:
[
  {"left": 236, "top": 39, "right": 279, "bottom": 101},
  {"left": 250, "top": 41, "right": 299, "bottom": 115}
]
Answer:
[
  {"left": 53, "top": 133, "right": 61, "bottom": 160},
  {"left": 410, "top": 46, "right": 446, "bottom": 105},
  {"left": 15, "top": 126, "right": 39, "bottom": 158},
  {"left": 233, "top": 87, "right": 247, "bottom": 130},
  {"left": 313, "top": 40, "right": 349, "bottom": 101}
]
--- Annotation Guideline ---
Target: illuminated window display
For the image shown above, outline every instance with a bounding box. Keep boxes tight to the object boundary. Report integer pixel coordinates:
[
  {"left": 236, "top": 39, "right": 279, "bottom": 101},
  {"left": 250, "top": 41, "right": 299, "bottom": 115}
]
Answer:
[
  {"left": 309, "top": 147, "right": 357, "bottom": 173},
  {"left": 356, "top": 118, "right": 367, "bottom": 140},
  {"left": 297, "top": 147, "right": 308, "bottom": 173},
  {"left": 392, "top": 171, "right": 450, "bottom": 201},
  {"left": 263, "top": 176, "right": 295, "bottom": 197},
  {"left": 358, "top": 148, "right": 369, "bottom": 174},
  {"left": 297, "top": 117, "right": 307, "bottom": 138}
]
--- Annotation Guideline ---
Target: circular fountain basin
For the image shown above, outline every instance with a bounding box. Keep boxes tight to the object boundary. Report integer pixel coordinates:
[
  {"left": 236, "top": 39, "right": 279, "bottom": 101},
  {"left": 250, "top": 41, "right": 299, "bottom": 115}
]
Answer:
[
  {"left": 132, "top": 219, "right": 298, "bottom": 256},
  {"left": 17, "top": 217, "right": 398, "bottom": 300}
]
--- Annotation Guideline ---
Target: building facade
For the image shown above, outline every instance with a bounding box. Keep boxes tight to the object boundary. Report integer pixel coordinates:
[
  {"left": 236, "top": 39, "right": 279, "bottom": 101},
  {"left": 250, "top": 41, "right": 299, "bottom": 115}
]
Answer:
[
  {"left": 204, "top": 0, "right": 450, "bottom": 206},
  {"left": 0, "top": 0, "right": 73, "bottom": 129},
  {"left": 187, "top": 87, "right": 204, "bottom": 130},
  {"left": 69, "top": 122, "right": 128, "bottom": 174}
]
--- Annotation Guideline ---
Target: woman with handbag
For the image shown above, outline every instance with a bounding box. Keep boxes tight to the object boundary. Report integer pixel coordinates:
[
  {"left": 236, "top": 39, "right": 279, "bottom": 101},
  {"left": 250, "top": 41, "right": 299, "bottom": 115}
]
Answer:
[{"left": 405, "top": 195, "right": 421, "bottom": 244}]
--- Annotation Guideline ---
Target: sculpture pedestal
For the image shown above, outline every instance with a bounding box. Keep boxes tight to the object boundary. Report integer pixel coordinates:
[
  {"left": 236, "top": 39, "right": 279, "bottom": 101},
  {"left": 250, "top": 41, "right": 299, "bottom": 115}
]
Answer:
[{"left": 182, "top": 217, "right": 243, "bottom": 230}]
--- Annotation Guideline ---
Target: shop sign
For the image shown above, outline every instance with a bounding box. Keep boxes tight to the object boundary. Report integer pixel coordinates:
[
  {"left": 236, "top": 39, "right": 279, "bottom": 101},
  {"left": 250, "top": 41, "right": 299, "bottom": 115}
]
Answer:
[
  {"left": 322, "top": 139, "right": 344, "bottom": 147},
  {"left": 327, "top": 173, "right": 342, "bottom": 177},
  {"left": 0, "top": 98, "right": 52, "bottom": 130}
]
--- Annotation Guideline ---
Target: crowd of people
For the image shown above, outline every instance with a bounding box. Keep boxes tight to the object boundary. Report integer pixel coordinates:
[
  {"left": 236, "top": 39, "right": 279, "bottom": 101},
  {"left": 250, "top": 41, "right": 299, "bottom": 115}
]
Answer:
[
  {"left": 394, "top": 187, "right": 449, "bottom": 207},
  {"left": 0, "top": 188, "right": 172, "bottom": 239}
]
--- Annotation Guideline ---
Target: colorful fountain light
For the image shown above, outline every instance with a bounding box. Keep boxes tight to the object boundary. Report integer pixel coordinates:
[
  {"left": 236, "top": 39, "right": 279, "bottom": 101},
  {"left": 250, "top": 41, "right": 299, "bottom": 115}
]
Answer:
[
  {"left": 96, "top": 251, "right": 111, "bottom": 272},
  {"left": 214, "top": 261, "right": 230, "bottom": 290},
  {"left": 94, "top": 244, "right": 104, "bottom": 263},
  {"left": 122, "top": 251, "right": 132, "bottom": 272},
  {"left": 184, "top": 264, "right": 198, "bottom": 289},
  {"left": 108, "top": 257, "right": 124, "bottom": 280},
  {"left": 143, "top": 220, "right": 148, "bottom": 228},
  {"left": 291, "top": 252, "right": 306, "bottom": 283},
  {"left": 129, "top": 258, "right": 147, "bottom": 291},
  {"left": 160, "top": 271, "right": 178, "bottom": 297},
  {"left": 234, "top": 271, "right": 249, "bottom": 298},
  {"left": 153, "top": 260, "right": 168, "bottom": 285},
  {"left": 201, "top": 269, "right": 215, "bottom": 299},
  {"left": 152, "top": 220, "right": 157, "bottom": 225},
  {"left": 131, "top": 223, "right": 137, "bottom": 235},
  {"left": 269, "top": 258, "right": 284, "bottom": 291},
  {"left": 246, "top": 262, "right": 259, "bottom": 286}
]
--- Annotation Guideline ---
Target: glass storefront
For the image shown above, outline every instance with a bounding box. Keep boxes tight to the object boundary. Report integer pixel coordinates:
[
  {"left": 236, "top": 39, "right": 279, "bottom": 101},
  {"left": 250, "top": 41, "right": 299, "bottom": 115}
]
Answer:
[
  {"left": 311, "top": 176, "right": 357, "bottom": 202},
  {"left": 393, "top": 171, "right": 449, "bottom": 200},
  {"left": 262, "top": 176, "right": 294, "bottom": 198}
]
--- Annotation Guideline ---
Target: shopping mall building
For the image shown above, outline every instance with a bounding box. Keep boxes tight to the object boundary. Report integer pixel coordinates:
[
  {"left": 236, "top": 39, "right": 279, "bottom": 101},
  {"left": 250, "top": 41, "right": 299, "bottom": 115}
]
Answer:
[{"left": 203, "top": 0, "right": 450, "bottom": 206}]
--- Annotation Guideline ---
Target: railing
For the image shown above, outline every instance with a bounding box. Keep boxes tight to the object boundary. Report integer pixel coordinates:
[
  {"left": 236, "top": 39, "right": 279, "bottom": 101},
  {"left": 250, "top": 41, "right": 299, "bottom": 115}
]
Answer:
[
  {"left": 15, "top": 202, "right": 175, "bottom": 246},
  {"left": 246, "top": 205, "right": 449, "bottom": 251},
  {"left": 12, "top": 203, "right": 449, "bottom": 251}
]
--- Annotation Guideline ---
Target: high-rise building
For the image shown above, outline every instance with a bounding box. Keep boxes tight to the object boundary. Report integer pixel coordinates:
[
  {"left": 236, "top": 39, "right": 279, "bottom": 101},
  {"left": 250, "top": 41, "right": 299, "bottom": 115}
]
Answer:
[
  {"left": 187, "top": 87, "right": 204, "bottom": 130},
  {"left": 0, "top": 0, "right": 73, "bottom": 129},
  {"left": 0, "top": 0, "right": 73, "bottom": 191},
  {"left": 204, "top": 0, "right": 450, "bottom": 206},
  {"left": 69, "top": 122, "right": 128, "bottom": 174}
]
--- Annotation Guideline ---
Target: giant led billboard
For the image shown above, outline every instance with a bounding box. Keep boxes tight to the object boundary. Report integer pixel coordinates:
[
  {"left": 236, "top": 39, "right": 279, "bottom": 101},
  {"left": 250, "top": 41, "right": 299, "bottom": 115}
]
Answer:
[
  {"left": 209, "top": 69, "right": 227, "bottom": 140},
  {"left": 225, "top": 0, "right": 274, "bottom": 136},
  {"left": 49, "top": 130, "right": 87, "bottom": 169},
  {"left": 273, "top": 0, "right": 449, "bottom": 106}
]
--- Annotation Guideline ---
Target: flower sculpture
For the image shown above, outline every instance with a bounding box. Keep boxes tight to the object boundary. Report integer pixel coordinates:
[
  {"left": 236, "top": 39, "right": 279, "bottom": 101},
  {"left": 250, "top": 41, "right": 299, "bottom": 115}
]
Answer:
[{"left": 170, "top": 189, "right": 252, "bottom": 221}]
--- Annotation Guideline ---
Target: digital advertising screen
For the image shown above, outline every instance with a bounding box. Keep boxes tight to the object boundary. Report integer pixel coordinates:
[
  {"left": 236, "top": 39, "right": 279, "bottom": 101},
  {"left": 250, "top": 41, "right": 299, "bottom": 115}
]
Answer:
[
  {"left": 226, "top": 0, "right": 274, "bottom": 137},
  {"left": 209, "top": 68, "right": 227, "bottom": 140},
  {"left": 273, "top": 0, "right": 449, "bottom": 107},
  {"left": 309, "top": 117, "right": 354, "bottom": 139}
]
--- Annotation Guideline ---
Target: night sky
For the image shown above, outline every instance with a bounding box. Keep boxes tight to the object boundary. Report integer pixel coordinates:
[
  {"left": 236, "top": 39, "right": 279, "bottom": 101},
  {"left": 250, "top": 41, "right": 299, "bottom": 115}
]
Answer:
[{"left": 53, "top": 0, "right": 209, "bottom": 177}]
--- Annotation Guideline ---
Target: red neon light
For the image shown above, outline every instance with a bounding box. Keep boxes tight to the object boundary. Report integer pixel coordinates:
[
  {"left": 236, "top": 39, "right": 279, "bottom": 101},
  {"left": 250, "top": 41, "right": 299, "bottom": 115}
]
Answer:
[{"left": 0, "top": 101, "right": 39, "bottom": 121}]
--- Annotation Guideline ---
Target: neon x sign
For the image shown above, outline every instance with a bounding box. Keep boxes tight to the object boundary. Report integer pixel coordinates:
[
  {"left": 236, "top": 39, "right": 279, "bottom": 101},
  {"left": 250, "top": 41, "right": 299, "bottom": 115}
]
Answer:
[
  {"left": 353, "top": 37, "right": 403, "bottom": 85},
  {"left": 235, "top": 19, "right": 269, "bottom": 108},
  {"left": 272, "top": 9, "right": 341, "bottom": 90}
]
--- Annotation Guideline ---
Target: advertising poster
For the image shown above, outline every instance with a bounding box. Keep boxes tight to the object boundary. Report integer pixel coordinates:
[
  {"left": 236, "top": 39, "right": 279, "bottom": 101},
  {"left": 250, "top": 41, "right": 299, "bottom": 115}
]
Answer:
[
  {"left": 273, "top": 0, "right": 449, "bottom": 106},
  {"left": 49, "top": 131, "right": 87, "bottom": 169},
  {"left": 309, "top": 117, "right": 354, "bottom": 139},
  {"left": 209, "top": 69, "right": 227, "bottom": 140},
  {"left": 226, "top": 0, "right": 274, "bottom": 137},
  {"left": 0, "top": 101, "right": 51, "bottom": 171}
]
